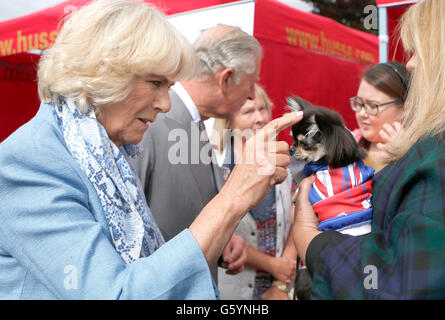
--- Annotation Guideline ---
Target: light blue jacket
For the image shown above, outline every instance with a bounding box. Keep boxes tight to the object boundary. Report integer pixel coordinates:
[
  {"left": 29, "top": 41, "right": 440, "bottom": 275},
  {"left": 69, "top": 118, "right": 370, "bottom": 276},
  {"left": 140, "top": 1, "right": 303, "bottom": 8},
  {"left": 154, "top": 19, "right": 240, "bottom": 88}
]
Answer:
[{"left": 0, "top": 103, "right": 217, "bottom": 299}]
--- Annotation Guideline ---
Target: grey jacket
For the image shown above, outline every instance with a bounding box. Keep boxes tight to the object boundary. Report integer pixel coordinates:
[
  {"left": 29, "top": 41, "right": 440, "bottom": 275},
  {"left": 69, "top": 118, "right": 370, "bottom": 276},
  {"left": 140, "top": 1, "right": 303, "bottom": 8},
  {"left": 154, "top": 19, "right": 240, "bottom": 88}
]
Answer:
[{"left": 131, "top": 90, "right": 224, "bottom": 243}]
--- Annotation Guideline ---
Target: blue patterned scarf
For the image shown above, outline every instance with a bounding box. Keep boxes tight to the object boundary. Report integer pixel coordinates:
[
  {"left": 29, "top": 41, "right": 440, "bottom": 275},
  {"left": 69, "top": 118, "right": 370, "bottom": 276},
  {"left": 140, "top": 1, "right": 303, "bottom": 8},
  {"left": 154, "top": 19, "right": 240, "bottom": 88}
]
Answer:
[{"left": 52, "top": 98, "right": 164, "bottom": 264}]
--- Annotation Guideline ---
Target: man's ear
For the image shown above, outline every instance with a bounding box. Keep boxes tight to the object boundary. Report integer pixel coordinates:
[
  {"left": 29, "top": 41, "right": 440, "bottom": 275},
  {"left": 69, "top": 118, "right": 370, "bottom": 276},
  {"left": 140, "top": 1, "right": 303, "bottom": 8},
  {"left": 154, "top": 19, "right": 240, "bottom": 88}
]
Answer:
[{"left": 218, "top": 67, "right": 234, "bottom": 95}]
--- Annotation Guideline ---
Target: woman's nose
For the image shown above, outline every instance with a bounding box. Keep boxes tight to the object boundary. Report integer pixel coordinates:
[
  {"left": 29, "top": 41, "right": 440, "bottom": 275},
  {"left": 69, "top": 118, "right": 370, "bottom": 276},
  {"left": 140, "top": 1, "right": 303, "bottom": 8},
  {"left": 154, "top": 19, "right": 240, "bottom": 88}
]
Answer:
[
  {"left": 357, "top": 106, "right": 368, "bottom": 117},
  {"left": 253, "top": 112, "right": 268, "bottom": 128},
  {"left": 156, "top": 89, "right": 171, "bottom": 113},
  {"left": 254, "top": 111, "right": 266, "bottom": 122}
]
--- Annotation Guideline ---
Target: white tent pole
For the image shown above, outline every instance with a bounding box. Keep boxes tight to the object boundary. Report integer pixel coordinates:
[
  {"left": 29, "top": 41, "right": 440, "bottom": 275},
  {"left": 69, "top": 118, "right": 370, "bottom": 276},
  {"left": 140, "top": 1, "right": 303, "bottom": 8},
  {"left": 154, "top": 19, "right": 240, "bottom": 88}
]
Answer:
[{"left": 378, "top": 6, "right": 388, "bottom": 63}]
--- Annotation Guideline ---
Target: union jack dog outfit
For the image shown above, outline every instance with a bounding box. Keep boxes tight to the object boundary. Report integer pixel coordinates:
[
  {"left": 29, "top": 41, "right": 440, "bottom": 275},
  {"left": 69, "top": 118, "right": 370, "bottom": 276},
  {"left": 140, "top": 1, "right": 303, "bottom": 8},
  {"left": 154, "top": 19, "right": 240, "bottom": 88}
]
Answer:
[{"left": 304, "top": 160, "right": 375, "bottom": 236}]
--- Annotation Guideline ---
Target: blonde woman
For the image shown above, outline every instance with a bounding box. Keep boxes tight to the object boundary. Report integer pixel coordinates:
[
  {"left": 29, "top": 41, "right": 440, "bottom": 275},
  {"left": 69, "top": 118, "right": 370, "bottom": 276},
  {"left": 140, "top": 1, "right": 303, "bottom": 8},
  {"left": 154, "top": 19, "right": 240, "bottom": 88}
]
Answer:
[
  {"left": 215, "top": 84, "right": 297, "bottom": 300},
  {"left": 293, "top": 0, "right": 445, "bottom": 299},
  {"left": 0, "top": 0, "right": 302, "bottom": 299}
]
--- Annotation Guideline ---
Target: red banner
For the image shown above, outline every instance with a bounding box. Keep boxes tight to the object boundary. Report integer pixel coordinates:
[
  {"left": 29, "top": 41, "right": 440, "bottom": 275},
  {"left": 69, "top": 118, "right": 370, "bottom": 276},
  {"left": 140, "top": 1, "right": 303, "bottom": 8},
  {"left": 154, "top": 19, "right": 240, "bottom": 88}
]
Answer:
[
  {"left": 376, "top": 0, "right": 417, "bottom": 64},
  {"left": 0, "top": 53, "right": 41, "bottom": 142},
  {"left": 0, "top": 0, "right": 239, "bottom": 57},
  {"left": 0, "top": 0, "right": 240, "bottom": 142},
  {"left": 254, "top": 0, "right": 378, "bottom": 144},
  {"left": 376, "top": 0, "right": 417, "bottom": 6},
  {"left": 387, "top": 4, "right": 414, "bottom": 63}
]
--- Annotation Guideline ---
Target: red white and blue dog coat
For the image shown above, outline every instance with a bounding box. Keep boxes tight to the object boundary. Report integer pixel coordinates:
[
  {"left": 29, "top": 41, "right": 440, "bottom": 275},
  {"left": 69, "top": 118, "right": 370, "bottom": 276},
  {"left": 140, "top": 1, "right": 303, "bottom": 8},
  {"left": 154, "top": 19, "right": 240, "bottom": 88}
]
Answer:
[{"left": 304, "top": 160, "right": 375, "bottom": 236}]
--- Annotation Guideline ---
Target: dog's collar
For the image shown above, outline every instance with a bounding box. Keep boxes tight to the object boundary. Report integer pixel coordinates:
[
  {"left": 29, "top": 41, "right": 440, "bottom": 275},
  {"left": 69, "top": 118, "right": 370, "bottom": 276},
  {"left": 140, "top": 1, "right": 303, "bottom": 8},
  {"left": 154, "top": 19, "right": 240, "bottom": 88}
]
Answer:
[{"left": 304, "top": 161, "right": 328, "bottom": 176}]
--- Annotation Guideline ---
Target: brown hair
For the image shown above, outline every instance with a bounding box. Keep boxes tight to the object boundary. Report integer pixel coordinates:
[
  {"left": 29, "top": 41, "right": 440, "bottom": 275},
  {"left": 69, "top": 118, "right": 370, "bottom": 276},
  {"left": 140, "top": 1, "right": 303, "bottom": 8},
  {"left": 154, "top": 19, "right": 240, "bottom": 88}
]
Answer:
[{"left": 363, "top": 61, "right": 410, "bottom": 105}]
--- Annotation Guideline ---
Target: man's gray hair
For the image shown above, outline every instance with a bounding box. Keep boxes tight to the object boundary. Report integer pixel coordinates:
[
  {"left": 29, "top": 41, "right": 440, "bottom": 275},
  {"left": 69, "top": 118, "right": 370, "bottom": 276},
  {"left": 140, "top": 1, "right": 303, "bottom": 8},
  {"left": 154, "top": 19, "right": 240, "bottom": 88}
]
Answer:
[{"left": 193, "top": 25, "right": 262, "bottom": 84}]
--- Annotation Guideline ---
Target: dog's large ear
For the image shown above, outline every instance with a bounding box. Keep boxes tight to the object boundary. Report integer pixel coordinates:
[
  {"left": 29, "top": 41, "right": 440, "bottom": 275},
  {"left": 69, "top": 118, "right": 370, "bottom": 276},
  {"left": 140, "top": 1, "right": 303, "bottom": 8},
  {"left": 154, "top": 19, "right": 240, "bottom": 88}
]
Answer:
[
  {"left": 307, "top": 114, "right": 321, "bottom": 135},
  {"left": 286, "top": 97, "right": 304, "bottom": 112},
  {"left": 308, "top": 114, "right": 316, "bottom": 124},
  {"left": 323, "top": 125, "right": 367, "bottom": 167},
  {"left": 312, "top": 108, "right": 365, "bottom": 167}
]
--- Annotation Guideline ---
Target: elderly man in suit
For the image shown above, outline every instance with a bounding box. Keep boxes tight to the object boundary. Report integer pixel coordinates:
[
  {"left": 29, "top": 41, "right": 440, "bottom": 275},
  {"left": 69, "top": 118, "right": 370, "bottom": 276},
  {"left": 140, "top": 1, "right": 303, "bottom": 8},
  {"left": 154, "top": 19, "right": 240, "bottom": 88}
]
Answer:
[{"left": 131, "top": 25, "right": 262, "bottom": 281}]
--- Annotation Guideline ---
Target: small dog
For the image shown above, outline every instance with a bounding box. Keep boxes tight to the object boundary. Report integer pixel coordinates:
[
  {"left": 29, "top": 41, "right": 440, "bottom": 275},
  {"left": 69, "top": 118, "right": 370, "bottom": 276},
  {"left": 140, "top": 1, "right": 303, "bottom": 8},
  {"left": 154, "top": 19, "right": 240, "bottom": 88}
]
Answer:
[
  {"left": 287, "top": 96, "right": 366, "bottom": 167},
  {"left": 287, "top": 96, "right": 375, "bottom": 299}
]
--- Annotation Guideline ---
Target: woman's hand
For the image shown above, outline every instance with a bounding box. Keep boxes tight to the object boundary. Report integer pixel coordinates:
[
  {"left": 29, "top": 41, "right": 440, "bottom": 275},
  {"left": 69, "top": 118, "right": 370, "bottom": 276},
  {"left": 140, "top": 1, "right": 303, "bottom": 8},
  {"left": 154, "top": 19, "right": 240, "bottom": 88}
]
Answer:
[
  {"left": 220, "top": 235, "right": 247, "bottom": 275},
  {"left": 292, "top": 175, "right": 321, "bottom": 264},
  {"left": 268, "top": 256, "right": 296, "bottom": 284},
  {"left": 377, "top": 121, "right": 403, "bottom": 152},
  {"left": 221, "top": 111, "right": 303, "bottom": 214}
]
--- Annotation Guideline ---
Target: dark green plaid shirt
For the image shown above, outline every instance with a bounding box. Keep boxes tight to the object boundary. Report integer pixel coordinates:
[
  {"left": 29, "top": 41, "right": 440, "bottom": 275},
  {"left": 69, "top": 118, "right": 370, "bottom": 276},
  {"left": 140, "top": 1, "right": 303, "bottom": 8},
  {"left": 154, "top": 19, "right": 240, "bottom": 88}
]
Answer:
[{"left": 307, "top": 135, "right": 445, "bottom": 299}]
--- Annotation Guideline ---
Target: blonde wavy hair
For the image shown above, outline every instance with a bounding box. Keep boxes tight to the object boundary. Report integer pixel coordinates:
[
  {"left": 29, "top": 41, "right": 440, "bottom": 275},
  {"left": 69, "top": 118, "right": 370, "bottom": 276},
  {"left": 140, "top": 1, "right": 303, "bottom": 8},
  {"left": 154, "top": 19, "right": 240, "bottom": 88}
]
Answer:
[
  {"left": 38, "top": 0, "right": 200, "bottom": 113},
  {"left": 384, "top": 0, "right": 445, "bottom": 163}
]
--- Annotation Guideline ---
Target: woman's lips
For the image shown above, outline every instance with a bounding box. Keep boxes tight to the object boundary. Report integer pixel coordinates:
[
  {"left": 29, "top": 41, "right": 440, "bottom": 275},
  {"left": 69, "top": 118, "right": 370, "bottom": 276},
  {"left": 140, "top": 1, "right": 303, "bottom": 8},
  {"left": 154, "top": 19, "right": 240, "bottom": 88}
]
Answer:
[{"left": 360, "top": 121, "right": 371, "bottom": 129}]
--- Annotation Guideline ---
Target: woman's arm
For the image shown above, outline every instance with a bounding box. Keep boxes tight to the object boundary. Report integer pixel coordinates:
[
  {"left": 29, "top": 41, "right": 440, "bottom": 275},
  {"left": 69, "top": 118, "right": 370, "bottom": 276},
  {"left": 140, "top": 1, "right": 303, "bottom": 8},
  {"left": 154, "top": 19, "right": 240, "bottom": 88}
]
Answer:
[
  {"left": 292, "top": 176, "right": 321, "bottom": 264},
  {"left": 258, "top": 229, "right": 298, "bottom": 300},
  {"left": 247, "top": 218, "right": 298, "bottom": 283},
  {"left": 0, "top": 148, "right": 216, "bottom": 299},
  {"left": 244, "top": 246, "right": 296, "bottom": 283},
  {"left": 282, "top": 206, "right": 298, "bottom": 261}
]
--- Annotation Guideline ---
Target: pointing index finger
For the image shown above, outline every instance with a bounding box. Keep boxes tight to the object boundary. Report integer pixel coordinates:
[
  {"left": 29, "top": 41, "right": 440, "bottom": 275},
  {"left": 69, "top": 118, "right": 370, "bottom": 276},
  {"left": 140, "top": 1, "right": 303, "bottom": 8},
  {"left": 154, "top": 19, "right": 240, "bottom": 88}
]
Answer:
[{"left": 264, "top": 111, "right": 303, "bottom": 138}]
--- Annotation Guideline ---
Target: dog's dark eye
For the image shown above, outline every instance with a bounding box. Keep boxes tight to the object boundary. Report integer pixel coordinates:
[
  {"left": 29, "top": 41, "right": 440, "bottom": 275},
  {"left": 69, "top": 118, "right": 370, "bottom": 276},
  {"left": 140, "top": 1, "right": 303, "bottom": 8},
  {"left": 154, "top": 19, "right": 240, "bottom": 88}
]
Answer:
[{"left": 313, "top": 131, "right": 322, "bottom": 142}]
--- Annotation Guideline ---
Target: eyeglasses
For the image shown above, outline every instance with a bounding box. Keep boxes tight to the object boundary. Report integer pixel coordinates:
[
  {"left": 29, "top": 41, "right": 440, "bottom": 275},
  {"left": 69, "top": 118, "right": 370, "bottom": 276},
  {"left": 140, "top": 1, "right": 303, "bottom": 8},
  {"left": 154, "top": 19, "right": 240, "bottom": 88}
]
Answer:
[{"left": 349, "top": 96, "right": 400, "bottom": 116}]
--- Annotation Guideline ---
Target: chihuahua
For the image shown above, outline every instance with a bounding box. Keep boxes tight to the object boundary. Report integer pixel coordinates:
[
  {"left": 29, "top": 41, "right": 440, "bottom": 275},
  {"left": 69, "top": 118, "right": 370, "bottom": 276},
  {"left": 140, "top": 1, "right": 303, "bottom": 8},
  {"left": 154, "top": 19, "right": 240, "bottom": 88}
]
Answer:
[
  {"left": 287, "top": 96, "right": 375, "bottom": 299},
  {"left": 287, "top": 96, "right": 366, "bottom": 167}
]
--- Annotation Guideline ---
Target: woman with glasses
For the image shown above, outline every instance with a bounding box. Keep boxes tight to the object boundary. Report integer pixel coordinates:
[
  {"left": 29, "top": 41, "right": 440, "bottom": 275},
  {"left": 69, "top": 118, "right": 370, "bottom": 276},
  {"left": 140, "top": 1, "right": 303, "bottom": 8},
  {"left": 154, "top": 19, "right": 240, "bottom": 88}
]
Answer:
[
  {"left": 350, "top": 62, "right": 410, "bottom": 172},
  {"left": 293, "top": 0, "right": 445, "bottom": 299}
]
